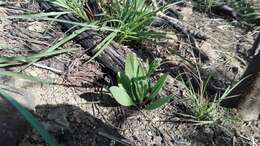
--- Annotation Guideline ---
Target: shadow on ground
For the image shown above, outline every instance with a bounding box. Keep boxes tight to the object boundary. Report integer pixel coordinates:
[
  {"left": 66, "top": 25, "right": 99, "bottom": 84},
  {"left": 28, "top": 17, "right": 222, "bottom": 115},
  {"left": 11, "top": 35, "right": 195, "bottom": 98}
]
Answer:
[{"left": 20, "top": 104, "right": 133, "bottom": 146}]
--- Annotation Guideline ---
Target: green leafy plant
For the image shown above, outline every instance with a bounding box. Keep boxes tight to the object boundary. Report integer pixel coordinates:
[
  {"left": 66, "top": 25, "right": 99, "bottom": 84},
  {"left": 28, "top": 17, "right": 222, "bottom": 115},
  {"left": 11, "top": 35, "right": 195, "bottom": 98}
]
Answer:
[
  {"left": 99, "top": 0, "right": 165, "bottom": 42},
  {"left": 42, "top": 0, "right": 171, "bottom": 61},
  {"left": 2, "top": 0, "right": 181, "bottom": 63},
  {"left": 109, "top": 53, "right": 171, "bottom": 110}
]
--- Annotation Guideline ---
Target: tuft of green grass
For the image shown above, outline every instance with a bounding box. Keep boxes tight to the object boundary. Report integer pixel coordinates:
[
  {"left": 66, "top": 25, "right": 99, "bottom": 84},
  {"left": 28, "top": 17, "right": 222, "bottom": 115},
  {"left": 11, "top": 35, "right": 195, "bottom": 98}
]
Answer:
[
  {"left": 181, "top": 75, "right": 220, "bottom": 122},
  {"left": 49, "top": 0, "right": 95, "bottom": 22},
  {"left": 2, "top": 0, "right": 181, "bottom": 62},
  {"left": 99, "top": 0, "right": 166, "bottom": 42},
  {"left": 40, "top": 0, "right": 173, "bottom": 61},
  {"left": 180, "top": 70, "right": 244, "bottom": 123}
]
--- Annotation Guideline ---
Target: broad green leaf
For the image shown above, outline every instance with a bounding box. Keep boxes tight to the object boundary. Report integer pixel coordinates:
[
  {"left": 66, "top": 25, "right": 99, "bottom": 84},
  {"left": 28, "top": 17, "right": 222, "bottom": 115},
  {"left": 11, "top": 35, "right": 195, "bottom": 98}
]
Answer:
[
  {"left": 131, "top": 79, "right": 142, "bottom": 103},
  {"left": 138, "top": 80, "right": 148, "bottom": 102},
  {"left": 125, "top": 53, "right": 138, "bottom": 79},
  {"left": 136, "top": 63, "right": 146, "bottom": 78},
  {"left": 145, "top": 96, "right": 171, "bottom": 110},
  {"left": 109, "top": 86, "right": 135, "bottom": 106},
  {"left": 149, "top": 74, "right": 168, "bottom": 100},
  {"left": 117, "top": 72, "right": 132, "bottom": 96},
  {"left": 0, "top": 88, "right": 58, "bottom": 146}
]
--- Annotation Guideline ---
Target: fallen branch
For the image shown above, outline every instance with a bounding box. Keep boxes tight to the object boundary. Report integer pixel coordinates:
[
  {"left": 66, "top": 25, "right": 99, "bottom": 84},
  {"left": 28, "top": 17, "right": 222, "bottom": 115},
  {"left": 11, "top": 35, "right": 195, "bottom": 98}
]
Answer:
[
  {"left": 152, "top": 0, "right": 209, "bottom": 61},
  {"left": 158, "top": 13, "right": 209, "bottom": 61},
  {"left": 38, "top": 1, "right": 127, "bottom": 73},
  {"left": 37, "top": 1, "right": 204, "bottom": 90},
  {"left": 221, "top": 33, "right": 260, "bottom": 108}
]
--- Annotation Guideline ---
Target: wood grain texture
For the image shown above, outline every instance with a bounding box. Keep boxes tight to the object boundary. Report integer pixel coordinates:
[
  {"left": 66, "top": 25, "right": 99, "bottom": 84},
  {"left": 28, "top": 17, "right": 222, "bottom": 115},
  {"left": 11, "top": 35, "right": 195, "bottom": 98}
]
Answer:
[
  {"left": 38, "top": 1, "right": 128, "bottom": 73},
  {"left": 221, "top": 33, "right": 260, "bottom": 120}
]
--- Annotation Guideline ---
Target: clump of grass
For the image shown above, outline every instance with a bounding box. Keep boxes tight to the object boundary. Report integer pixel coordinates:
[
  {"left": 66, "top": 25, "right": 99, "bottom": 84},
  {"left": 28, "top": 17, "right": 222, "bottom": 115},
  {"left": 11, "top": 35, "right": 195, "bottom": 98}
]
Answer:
[
  {"left": 3, "top": 0, "right": 180, "bottom": 62},
  {"left": 99, "top": 0, "right": 165, "bottom": 42},
  {"left": 50, "top": 0, "right": 95, "bottom": 21},
  {"left": 180, "top": 71, "right": 243, "bottom": 123},
  {"left": 41, "top": 0, "right": 173, "bottom": 60},
  {"left": 181, "top": 75, "right": 221, "bottom": 122},
  {"left": 228, "top": 0, "right": 260, "bottom": 24}
]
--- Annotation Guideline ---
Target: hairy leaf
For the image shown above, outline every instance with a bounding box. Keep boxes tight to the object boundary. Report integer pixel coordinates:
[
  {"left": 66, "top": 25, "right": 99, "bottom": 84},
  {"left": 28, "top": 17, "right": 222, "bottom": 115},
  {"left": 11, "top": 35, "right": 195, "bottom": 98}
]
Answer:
[
  {"left": 109, "top": 86, "right": 135, "bottom": 106},
  {"left": 125, "top": 53, "right": 139, "bottom": 79}
]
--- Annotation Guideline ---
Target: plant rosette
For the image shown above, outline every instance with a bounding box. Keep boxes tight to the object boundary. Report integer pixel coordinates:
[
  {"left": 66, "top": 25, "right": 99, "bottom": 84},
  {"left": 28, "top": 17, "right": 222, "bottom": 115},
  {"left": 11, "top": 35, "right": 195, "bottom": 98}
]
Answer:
[{"left": 109, "top": 53, "right": 171, "bottom": 110}]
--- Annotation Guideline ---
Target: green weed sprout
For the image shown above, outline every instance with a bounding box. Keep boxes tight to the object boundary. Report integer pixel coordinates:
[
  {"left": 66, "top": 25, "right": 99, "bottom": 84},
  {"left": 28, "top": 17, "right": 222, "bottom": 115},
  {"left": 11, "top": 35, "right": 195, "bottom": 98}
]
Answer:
[{"left": 109, "top": 53, "right": 171, "bottom": 110}]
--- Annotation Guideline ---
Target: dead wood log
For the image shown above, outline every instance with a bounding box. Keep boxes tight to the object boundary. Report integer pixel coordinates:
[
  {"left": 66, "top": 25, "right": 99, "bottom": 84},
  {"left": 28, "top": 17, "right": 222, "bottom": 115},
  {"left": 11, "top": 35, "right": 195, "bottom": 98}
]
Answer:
[
  {"left": 38, "top": 1, "right": 180, "bottom": 80},
  {"left": 221, "top": 33, "right": 260, "bottom": 108},
  {"left": 38, "top": 1, "right": 128, "bottom": 73},
  {"left": 211, "top": 4, "right": 240, "bottom": 20},
  {"left": 38, "top": 1, "right": 210, "bottom": 95}
]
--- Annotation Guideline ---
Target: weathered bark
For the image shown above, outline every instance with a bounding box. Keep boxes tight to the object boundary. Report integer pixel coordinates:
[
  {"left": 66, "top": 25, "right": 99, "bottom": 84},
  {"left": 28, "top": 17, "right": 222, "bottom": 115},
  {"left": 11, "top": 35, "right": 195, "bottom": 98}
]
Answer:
[
  {"left": 39, "top": 1, "right": 210, "bottom": 73},
  {"left": 39, "top": 1, "right": 128, "bottom": 73},
  {"left": 221, "top": 33, "right": 260, "bottom": 115}
]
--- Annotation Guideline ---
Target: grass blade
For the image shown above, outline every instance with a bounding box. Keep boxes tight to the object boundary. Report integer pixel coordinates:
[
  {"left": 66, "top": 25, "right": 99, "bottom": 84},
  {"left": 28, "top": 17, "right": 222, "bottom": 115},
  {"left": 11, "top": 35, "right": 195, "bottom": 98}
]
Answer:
[
  {"left": 0, "top": 48, "right": 79, "bottom": 67},
  {"left": 145, "top": 96, "right": 171, "bottom": 110},
  {"left": 0, "top": 88, "right": 58, "bottom": 146},
  {"left": 20, "top": 26, "right": 89, "bottom": 71},
  {"left": 0, "top": 71, "right": 49, "bottom": 84},
  {"left": 149, "top": 74, "right": 168, "bottom": 100},
  {"left": 1, "top": 11, "right": 70, "bottom": 19},
  {"left": 86, "top": 31, "right": 117, "bottom": 63}
]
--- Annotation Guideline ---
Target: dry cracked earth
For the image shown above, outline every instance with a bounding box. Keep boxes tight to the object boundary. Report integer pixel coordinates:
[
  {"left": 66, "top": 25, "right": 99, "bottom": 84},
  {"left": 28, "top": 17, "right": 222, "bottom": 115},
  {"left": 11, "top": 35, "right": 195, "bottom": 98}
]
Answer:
[{"left": 0, "top": 1, "right": 259, "bottom": 146}]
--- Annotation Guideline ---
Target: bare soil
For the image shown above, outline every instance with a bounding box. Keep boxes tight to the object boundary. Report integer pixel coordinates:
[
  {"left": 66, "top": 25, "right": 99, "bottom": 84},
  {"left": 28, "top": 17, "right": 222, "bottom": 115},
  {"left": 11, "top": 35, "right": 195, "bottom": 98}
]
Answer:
[{"left": 0, "top": 1, "right": 259, "bottom": 146}]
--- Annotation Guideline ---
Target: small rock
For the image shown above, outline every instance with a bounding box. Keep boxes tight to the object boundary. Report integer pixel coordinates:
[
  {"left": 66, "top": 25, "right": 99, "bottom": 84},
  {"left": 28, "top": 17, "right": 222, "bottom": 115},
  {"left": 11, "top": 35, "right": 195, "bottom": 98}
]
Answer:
[{"left": 27, "top": 21, "right": 47, "bottom": 33}]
